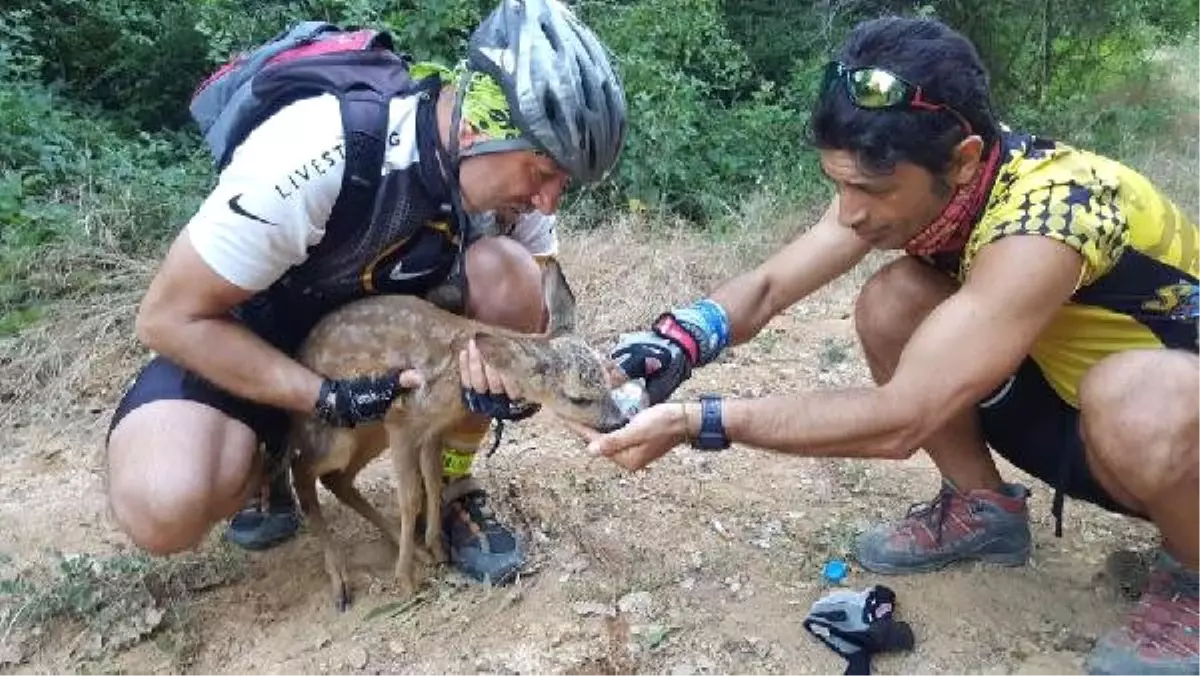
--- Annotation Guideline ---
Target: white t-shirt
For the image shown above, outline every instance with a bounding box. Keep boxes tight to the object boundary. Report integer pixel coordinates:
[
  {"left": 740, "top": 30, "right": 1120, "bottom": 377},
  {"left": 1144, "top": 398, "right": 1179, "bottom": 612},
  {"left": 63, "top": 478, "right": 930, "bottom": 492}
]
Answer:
[{"left": 185, "top": 93, "right": 559, "bottom": 292}]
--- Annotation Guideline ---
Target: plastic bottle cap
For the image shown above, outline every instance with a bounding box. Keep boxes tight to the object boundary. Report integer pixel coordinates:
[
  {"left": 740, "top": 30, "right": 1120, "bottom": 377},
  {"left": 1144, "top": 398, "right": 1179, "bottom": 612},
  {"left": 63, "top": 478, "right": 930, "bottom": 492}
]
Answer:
[{"left": 822, "top": 559, "right": 849, "bottom": 583}]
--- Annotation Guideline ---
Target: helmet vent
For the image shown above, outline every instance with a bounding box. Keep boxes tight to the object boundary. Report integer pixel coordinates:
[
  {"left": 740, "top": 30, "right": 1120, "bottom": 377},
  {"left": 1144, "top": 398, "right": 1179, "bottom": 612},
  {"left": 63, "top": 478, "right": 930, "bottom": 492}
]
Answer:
[
  {"left": 577, "top": 57, "right": 595, "bottom": 110},
  {"left": 539, "top": 18, "right": 562, "bottom": 52},
  {"left": 543, "top": 89, "right": 562, "bottom": 128},
  {"left": 581, "top": 116, "right": 597, "bottom": 168}
]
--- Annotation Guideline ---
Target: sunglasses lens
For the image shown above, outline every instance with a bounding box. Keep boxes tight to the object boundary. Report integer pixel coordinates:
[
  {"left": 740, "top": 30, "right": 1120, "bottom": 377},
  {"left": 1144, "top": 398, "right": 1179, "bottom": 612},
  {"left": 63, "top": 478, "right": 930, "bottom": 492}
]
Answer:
[{"left": 848, "top": 68, "right": 907, "bottom": 108}]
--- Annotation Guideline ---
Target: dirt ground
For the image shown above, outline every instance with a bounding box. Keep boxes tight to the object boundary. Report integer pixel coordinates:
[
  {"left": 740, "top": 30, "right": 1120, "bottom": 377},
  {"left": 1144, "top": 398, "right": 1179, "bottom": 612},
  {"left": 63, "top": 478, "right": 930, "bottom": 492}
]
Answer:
[{"left": 0, "top": 217, "right": 1163, "bottom": 675}]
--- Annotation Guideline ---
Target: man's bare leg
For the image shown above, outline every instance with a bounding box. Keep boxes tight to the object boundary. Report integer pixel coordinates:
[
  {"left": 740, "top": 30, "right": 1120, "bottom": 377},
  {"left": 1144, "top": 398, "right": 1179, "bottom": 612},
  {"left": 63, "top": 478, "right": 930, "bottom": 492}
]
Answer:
[
  {"left": 854, "top": 257, "right": 1004, "bottom": 491},
  {"left": 1079, "top": 349, "right": 1198, "bottom": 676},
  {"left": 851, "top": 257, "right": 1031, "bottom": 574},
  {"left": 107, "top": 400, "right": 260, "bottom": 554}
]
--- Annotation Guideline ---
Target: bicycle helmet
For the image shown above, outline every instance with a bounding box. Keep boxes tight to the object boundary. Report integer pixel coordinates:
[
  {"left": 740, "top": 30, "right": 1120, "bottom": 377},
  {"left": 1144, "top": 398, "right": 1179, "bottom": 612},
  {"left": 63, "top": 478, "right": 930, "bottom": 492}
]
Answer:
[{"left": 465, "top": 0, "right": 627, "bottom": 184}]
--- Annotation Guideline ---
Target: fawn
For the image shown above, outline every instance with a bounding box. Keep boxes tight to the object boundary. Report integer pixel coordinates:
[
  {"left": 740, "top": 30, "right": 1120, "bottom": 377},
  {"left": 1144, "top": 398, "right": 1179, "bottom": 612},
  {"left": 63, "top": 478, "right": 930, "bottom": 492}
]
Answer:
[{"left": 287, "top": 259, "right": 628, "bottom": 610}]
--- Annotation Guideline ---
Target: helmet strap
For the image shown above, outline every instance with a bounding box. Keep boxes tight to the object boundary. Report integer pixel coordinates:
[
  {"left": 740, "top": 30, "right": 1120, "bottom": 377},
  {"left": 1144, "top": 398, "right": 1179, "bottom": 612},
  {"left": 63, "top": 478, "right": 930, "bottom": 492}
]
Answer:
[{"left": 430, "top": 69, "right": 475, "bottom": 320}]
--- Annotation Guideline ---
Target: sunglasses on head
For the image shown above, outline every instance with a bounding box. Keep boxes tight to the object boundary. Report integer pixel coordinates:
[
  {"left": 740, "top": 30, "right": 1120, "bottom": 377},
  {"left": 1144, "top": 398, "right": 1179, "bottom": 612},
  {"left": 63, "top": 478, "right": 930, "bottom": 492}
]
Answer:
[{"left": 821, "top": 61, "right": 975, "bottom": 137}]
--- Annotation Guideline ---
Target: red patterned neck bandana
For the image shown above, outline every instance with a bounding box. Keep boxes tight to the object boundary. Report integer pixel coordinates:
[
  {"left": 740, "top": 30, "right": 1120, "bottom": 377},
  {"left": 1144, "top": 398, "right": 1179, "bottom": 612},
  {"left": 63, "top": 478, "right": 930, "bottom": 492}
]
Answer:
[{"left": 904, "top": 142, "right": 1003, "bottom": 257}]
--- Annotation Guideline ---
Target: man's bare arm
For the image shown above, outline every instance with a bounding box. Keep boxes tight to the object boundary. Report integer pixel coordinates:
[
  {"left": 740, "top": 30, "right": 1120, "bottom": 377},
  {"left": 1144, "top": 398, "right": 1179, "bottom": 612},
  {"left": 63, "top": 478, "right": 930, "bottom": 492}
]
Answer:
[
  {"left": 135, "top": 229, "right": 325, "bottom": 414},
  {"left": 714, "top": 235, "right": 1083, "bottom": 458},
  {"left": 710, "top": 197, "right": 871, "bottom": 345}
]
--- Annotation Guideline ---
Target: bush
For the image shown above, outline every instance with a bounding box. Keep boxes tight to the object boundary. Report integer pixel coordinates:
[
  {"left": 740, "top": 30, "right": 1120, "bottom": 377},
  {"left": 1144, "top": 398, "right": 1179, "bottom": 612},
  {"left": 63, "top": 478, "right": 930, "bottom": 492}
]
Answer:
[
  {"left": 577, "top": 0, "right": 823, "bottom": 222},
  {"left": 1, "top": 0, "right": 1196, "bottom": 239},
  {"left": 0, "top": 63, "right": 211, "bottom": 327}
]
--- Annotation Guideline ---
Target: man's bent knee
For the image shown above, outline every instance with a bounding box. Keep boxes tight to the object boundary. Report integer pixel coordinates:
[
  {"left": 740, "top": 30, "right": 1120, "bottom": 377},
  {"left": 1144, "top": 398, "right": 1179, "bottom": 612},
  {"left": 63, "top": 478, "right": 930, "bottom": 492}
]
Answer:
[
  {"left": 1079, "top": 349, "right": 1199, "bottom": 500},
  {"left": 106, "top": 400, "right": 259, "bottom": 554},
  {"left": 854, "top": 257, "right": 959, "bottom": 364},
  {"left": 463, "top": 236, "right": 546, "bottom": 333}
]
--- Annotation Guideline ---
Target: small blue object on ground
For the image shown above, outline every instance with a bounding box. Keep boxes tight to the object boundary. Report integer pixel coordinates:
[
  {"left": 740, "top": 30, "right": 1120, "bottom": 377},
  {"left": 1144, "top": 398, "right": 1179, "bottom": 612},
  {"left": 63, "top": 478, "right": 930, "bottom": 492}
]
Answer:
[{"left": 823, "top": 559, "right": 849, "bottom": 585}]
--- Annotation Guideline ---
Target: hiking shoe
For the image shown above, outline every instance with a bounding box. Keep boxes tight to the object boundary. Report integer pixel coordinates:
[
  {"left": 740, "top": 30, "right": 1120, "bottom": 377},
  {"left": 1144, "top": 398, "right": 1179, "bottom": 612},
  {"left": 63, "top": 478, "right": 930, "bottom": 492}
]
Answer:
[
  {"left": 224, "top": 464, "right": 300, "bottom": 552},
  {"left": 854, "top": 479, "right": 1031, "bottom": 574},
  {"left": 443, "top": 485, "right": 525, "bottom": 585},
  {"left": 1086, "top": 553, "right": 1199, "bottom": 675}
]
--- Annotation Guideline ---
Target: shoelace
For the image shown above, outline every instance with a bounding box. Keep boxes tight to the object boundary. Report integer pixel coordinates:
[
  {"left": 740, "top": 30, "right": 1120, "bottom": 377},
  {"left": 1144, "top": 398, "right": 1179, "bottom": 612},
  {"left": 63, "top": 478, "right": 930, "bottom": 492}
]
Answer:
[
  {"left": 902, "top": 485, "right": 957, "bottom": 546},
  {"left": 452, "top": 492, "right": 498, "bottom": 530},
  {"left": 466, "top": 495, "right": 495, "bottom": 522}
]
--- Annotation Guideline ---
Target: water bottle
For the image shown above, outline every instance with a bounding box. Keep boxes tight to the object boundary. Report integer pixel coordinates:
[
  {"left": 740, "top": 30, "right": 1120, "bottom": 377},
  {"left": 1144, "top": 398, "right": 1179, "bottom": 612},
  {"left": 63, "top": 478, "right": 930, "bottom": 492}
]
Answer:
[{"left": 611, "top": 378, "right": 650, "bottom": 420}]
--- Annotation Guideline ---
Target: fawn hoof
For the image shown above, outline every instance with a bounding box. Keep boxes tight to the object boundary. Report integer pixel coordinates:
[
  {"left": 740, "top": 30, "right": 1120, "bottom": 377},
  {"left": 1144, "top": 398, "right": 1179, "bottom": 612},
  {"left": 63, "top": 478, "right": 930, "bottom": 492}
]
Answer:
[
  {"left": 396, "top": 573, "right": 417, "bottom": 598},
  {"left": 429, "top": 540, "right": 449, "bottom": 565},
  {"left": 328, "top": 572, "right": 352, "bottom": 612},
  {"left": 325, "top": 556, "right": 352, "bottom": 612},
  {"left": 395, "top": 556, "right": 420, "bottom": 598},
  {"left": 334, "top": 584, "right": 352, "bottom": 613}
]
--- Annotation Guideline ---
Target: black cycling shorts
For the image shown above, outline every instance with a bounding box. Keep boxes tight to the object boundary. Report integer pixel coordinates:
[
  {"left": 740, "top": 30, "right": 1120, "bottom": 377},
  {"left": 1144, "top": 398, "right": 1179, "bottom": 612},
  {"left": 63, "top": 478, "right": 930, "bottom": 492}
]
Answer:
[
  {"left": 106, "top": 355, "right": 290, "bottom": 452},
  {"left": 978, "top": 357, "right": 1144, "bottom": 531}
]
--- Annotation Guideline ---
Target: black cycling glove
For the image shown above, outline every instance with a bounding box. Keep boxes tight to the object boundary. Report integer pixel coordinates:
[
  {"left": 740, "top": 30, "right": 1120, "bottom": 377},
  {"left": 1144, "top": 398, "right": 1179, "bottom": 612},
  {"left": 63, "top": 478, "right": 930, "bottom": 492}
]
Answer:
[
  {"left": 314, "top": 370, "right": 409, "bottom": 428},
  {"left": 461, "top": 389, "right": 542, "bottom": 421},
  {"left": 609, "top": 330, "right": 692, "bottom": 405},
  {"left": 609, "top": 298, "right": 732, "bottom": 406}
]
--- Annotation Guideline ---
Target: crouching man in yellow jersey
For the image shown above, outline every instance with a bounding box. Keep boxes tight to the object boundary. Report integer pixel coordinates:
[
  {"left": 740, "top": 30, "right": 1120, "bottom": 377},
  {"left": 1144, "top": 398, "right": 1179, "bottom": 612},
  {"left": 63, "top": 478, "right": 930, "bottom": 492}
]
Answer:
[{"left": 573, "top": 17, "right": 1198, "bottom": 676}]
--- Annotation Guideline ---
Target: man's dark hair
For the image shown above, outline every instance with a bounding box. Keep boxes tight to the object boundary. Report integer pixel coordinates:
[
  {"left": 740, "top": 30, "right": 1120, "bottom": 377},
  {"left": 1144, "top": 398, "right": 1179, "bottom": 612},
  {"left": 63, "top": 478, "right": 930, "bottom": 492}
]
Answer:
[{"left": 809, "top": 16, "right": 1000, "bottom": 178}]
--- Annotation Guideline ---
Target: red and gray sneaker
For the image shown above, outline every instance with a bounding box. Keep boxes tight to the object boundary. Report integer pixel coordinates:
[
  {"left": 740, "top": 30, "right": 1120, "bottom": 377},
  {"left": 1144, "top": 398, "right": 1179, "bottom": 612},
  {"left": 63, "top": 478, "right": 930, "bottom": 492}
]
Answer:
[
  {"left": 1086, "top": 552, "right": 1199, "bottom": 675},
  {"left": 854, "top": 479, "right": 1032, "bottom": 574}
]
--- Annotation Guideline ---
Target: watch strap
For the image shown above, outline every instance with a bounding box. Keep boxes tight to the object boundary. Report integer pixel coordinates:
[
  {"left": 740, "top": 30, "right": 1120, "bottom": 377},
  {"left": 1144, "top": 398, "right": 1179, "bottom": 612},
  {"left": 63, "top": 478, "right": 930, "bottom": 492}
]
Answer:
[{"left": 692, "top": 394, "right": 730, "bottom": 450}]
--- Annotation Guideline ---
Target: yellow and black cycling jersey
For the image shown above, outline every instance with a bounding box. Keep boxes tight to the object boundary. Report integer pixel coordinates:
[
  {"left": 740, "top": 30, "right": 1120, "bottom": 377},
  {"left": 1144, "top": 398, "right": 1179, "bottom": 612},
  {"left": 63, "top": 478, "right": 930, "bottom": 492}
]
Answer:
[{"left": 933, "top": 129, "right": 1198, "bottom": 408}]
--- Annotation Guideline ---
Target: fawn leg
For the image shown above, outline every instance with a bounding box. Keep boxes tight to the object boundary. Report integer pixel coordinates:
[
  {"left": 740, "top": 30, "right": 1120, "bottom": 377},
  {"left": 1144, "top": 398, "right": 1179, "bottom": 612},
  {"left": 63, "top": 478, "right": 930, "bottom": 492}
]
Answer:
[
  {"left": 385, "top": 425, "right": 424, "bottom": 597},
  {"left": 419, "top": 435, "right": 448, "bottom": 564},
  {"left": 319, "top": 471, "right": 403, "bottom": 549},
  {"left": 293, "top": 461, "right": 352, "bottom": 612}
]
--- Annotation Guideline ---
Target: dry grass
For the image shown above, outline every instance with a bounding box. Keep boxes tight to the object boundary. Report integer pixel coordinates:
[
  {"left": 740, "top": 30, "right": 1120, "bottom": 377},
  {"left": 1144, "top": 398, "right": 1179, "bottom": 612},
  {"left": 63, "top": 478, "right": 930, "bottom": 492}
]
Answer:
[
  {"left": 557, "top": 194, "right": 825, "bottom": 343},
  {"left": 1126, "top": 134, "right": 1200, "bottom": 221},
  {"left": 0, "top": 246, "right": 155, "bottom": 430},
  {"left": 0, "top": 545, "right": 247, "bottom": 670},
  {"left": 1123, "top": 41, "right": 1199, "bottom": 220}
]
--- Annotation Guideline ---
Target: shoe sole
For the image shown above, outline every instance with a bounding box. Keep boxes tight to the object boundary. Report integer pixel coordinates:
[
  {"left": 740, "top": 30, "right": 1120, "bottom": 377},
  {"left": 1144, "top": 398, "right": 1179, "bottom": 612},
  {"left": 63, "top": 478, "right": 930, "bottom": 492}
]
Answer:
[
  {"left": 857, "top": 547, "right": 1031, "bottom": 575},
  {"left": 224, "top": 530, "right": 297, "bottom": 551},
  {"left": 223, "top": 517, "right": 301, "bottom": 552}
]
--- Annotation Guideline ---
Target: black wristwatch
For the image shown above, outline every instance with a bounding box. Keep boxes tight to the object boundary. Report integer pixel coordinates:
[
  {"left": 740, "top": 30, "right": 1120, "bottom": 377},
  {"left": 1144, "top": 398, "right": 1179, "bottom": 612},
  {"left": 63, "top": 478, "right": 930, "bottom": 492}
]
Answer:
[{"left": 691, "top": 394, "right": 730, "bottom": 451}]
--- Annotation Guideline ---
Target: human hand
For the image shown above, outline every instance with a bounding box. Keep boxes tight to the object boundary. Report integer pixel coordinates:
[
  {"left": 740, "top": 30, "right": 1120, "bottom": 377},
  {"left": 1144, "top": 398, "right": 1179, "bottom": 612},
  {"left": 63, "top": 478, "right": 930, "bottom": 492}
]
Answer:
[
  {"left": 315, "top": 369, "right": 424, "bottom": 427},
  {"left": 561, "top": 403, "right": 691, "bottom": 471},
  {"left": 459, "top": 338, "right": 541, "bottom": 421}
]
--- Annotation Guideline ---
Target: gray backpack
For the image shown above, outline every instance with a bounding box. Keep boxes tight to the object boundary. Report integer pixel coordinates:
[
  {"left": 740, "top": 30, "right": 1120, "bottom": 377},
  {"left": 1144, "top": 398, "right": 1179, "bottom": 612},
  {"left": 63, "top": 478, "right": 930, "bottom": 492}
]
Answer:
[{"left": 189, "top": 22, "right": 439, "bottom": 242}]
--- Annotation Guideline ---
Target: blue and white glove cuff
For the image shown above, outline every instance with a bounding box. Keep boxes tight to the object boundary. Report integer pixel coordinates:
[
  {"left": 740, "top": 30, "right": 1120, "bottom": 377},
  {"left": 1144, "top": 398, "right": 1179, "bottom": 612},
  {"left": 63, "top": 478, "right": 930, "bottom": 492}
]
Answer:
[{"left": 667, "top": 298, "right": 731, "bottom": 366}]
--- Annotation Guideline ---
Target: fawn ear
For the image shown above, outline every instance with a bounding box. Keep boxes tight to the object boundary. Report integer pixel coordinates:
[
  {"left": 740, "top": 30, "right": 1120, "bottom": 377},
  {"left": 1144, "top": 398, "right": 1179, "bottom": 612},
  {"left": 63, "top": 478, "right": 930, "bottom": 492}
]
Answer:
[
  {"left": 474, "top": 333, "right": 552, "bottom": 377},
  {"left": 540, "top": 259, "right": 577, "bottom": 338}
]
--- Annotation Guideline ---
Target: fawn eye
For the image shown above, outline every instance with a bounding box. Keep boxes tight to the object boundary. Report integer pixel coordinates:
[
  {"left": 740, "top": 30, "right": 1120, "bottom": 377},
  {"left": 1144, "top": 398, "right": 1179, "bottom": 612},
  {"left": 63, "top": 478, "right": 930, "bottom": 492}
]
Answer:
[{"left": 566, "top": 395, "right": 592, "bottom": 406}]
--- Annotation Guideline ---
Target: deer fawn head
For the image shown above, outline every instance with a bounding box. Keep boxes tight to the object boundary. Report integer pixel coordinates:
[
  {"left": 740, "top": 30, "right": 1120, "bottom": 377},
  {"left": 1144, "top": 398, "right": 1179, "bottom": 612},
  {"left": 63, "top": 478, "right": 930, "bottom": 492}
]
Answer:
[{"left": 473, "top": 260, "right": 630, "bottom": 433}]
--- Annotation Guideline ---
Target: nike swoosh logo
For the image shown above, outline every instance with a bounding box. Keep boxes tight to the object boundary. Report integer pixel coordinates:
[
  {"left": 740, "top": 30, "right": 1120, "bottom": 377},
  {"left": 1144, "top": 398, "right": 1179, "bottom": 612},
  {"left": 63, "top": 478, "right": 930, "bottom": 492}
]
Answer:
[
  {"left": 388, "top": 265, "right": 439, "bottom": 282},
  {"left": 228, "top": 194, "right": 278, "bottom": 226}
]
